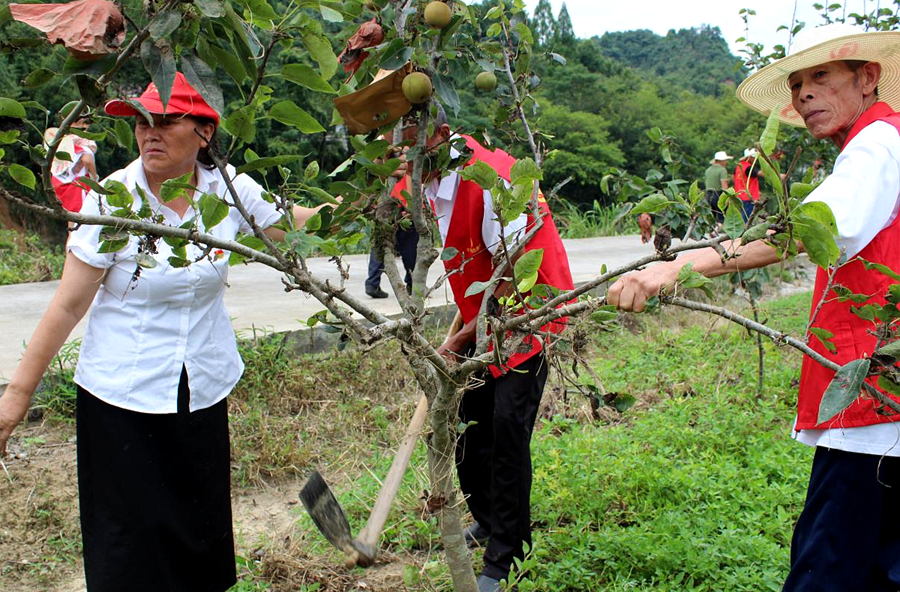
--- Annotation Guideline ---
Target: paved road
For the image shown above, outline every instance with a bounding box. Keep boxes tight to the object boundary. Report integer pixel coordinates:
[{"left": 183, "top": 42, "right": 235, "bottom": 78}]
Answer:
[{"left": 0, "top": 235, "right": 657, "bottom": 383}]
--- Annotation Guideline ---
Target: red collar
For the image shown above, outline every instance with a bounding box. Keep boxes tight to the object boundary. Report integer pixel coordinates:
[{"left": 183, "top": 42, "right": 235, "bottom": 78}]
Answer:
[{"left": 841, "top": 101, "right": 895, "bottom": 151}]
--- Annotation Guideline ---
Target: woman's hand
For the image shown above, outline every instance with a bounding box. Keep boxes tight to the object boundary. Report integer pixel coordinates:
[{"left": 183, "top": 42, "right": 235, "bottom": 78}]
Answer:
[{"left": 0, "top": 386, "right": 32, "bottom": 456}]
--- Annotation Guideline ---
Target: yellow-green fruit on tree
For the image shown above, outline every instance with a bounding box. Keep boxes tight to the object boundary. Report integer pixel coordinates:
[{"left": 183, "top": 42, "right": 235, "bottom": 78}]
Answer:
[
  {"left": 402, "top": 72, "right": 433, "bottom": 104},
  {"left": 475, "top": 71, "right": 497, "bottom": 91},
  {"left": 424, "top": 1, "right": 452, "bottom": 28}
]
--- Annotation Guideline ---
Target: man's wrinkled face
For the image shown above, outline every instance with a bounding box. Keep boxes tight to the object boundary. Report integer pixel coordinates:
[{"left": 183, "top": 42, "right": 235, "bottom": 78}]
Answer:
[{"left": 788, "top": 60, "right": 880, "bottom": 141}]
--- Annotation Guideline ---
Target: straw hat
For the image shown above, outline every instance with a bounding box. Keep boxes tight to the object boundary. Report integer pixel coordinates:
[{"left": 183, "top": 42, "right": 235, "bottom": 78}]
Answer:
[
  {"left": 737, "top": 23, "right": 900, "bottom": 127},
  {"left": 711, "top": 150, "right": 733, "bottom": 163}
]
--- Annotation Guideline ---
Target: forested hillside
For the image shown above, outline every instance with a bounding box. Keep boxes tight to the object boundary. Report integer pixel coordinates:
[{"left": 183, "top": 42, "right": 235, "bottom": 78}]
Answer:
[{"left": 0, "top": 0, "right": 769, "bottom": 227}]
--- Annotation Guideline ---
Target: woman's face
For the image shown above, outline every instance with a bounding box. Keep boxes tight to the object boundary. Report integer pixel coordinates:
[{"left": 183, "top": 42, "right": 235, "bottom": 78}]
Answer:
[{"left": 135, "top": 114, "right": 214, "bottom": 178}]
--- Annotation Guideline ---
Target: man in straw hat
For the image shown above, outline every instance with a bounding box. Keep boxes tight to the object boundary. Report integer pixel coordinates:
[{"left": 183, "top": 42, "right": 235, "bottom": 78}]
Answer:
[{"left": 609, "top": 23, "right": 900, "bottom": 589}]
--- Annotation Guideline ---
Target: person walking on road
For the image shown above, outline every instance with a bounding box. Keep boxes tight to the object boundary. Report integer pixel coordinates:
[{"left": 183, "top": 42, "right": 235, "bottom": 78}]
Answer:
[
  {"left": 704, "top": 150, "right": 732, "bottom": 224},
  {"left": 609, "top": 24, "right": 900, "bottom": 591}
]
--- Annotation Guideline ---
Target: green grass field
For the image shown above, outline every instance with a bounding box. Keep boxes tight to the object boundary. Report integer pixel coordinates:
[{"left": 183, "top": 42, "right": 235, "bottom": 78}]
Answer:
[{"left": 25, "top": 289, "right": 815, "bottom": 591}]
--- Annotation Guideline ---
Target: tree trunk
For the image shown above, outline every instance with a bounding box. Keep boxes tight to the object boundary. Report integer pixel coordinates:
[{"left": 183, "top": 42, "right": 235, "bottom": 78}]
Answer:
[{"left": 427, "top": 377, "right": 479, "bottom": 592}]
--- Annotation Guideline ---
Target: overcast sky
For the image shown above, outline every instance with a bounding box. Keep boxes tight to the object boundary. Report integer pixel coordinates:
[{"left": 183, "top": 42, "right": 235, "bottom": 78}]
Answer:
[{"left": 521, "top": 0, "right": 875, "bottom": 57}]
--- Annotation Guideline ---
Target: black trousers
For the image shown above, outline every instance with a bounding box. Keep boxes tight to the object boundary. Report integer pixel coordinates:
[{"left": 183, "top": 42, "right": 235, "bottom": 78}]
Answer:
[
  {"left": 365, "top": 226, "right": 419, "bottom": 291},
  {"left": 456, "top": 354, "right": 548, "bottom": 580},
  {"left": 706, "top": 189, "right": 724, "bottom": 222},
  {"left": 784, "top": 447, "right": 900, "bottom": 591},
  {"left": 76, "top": 367, "right": 236, "bottom": 592}
]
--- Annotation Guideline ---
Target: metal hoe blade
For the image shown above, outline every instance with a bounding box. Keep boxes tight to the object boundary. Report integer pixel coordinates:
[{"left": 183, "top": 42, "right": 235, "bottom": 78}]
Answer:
[{"left": 299, "top": 471, "right": 357, "bottom": 554}]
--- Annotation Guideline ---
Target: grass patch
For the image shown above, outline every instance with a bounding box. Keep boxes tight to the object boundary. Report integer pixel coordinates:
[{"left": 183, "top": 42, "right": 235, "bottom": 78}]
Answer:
[
  {"left": 0, "top": 229, "right": 65, "bottom": 285},
  {"left": 24, "top": 290, "right": 816, "bottom": 591},
  {"left": 554, "top": 200, "right": 639, "bottom": 239}
]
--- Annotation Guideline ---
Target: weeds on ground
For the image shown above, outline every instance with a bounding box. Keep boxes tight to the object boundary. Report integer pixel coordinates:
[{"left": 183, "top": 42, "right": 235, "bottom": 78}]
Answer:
[
  {"left": 0, "top": 229, "right": 65, "bottom": 285},
  {"left": 554, "top": 200, "right": 639, "bottom": 239},
  {"left": 23, "top": 290, "right": 816, "bottom": 591}
]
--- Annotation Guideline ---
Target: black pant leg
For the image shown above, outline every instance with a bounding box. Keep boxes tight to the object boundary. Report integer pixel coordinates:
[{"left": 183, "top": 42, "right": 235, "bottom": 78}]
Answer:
[
  {"left": 456, "top": 371, "right": 497, "bottom": 531},
  {"left": 481, "top": 355, "right": 548, "bottom": 580},
  {"left": 395, "top": 227, "right": 419, "bottom": 289},
  {"left": 784, "top": 447, "right": 900, "bottom": 592},
  {"left": 365, "top": 245, "right": 385, "bottom": 290}
]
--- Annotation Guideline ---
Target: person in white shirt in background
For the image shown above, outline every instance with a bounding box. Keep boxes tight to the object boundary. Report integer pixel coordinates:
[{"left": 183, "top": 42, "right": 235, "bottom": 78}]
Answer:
[
  {"left": 609, "top": 24, "right": 900, "bottom": 590},
  {"left": 0, "top": 73, "right": 328, "bottom": 592}
]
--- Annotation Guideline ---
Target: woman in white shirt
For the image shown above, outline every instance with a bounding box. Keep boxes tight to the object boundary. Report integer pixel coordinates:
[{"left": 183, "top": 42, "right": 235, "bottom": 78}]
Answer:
[{"left": 0, "top": 74, "right": 323, "bottom": 592}]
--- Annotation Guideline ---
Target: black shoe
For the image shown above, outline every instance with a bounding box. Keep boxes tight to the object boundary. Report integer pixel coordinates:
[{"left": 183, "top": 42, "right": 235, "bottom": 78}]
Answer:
[
  {"left": 464, "top": 522, "right": 490, "bottom": 547},
  {"left": 365, "top": 286, "right": 389, "bottom": 299},
  {"left": 477, "top": 575, "right": 502, "bottom": 592}
]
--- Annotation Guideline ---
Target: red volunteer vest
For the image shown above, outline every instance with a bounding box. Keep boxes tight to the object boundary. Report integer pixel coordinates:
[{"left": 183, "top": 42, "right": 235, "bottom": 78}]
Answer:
[
  {"left": 392, "top": 137, "right": 574, "bottom": 375},
  {"left": 796, "top": 102, "right": 900, "bottom": 430},
  {"left": 733, "top": 160, "right": 760, "bottom": 202}
]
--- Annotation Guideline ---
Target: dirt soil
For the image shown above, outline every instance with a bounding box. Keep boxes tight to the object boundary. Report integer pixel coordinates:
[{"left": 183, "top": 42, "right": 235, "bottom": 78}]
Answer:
[{"left": 0, "top": 421, "right": 425, "bottom": 592}]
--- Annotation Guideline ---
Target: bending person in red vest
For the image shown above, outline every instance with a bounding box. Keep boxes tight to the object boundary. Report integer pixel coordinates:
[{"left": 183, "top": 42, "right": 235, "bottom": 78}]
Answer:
[
  {"left": 733, "top": 147, "right": 761, "bottom": 222},
  {"left": 392, "top": 104, "right": 573, "bottom": 591},
  {"left": 609, "top": 24, "right": 900, "bottom": 590}
]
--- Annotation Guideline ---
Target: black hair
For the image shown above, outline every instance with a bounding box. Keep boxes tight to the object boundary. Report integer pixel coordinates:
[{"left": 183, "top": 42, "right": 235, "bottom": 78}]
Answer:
[{"left": 190, "top": 116, "right": 219, "bottom": 170}]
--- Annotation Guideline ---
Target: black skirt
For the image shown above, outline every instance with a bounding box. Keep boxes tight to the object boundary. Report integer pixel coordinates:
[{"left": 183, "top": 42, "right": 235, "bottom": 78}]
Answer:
[{"left": 75, "top": 367, "right": 236, "bottom": 592}]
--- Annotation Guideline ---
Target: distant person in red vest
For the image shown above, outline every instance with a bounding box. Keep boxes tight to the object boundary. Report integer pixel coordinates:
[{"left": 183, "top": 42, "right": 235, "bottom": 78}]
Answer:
[
  {"left": 637, "top": 212, "right": 653, "bottom": 243},
  {"left": 609, "top": 24, "right": 900, "bottom": 590},
  {"left": 733, "top": 147, "right": 761, "bottom": 221},
  {"left": 391, "top": 103, "right": 574, "bottom": 592},
  {"left": 44, "top": 118, "right": 98, "bottom": 213}
]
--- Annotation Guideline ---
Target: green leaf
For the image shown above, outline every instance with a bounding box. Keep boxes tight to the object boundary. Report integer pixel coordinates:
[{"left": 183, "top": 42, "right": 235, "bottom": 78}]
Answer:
[
  {"left": 465, "top": 278, "right": 503, "bottom": 298},
  {"left": 818, "top": 358, "right": 871, "bottom": 424},
  {"left": 281, "top": 64, "right": 336, "bottom": 94},
  {"left": 676, "top": 263, "right": 714, "bottom": 297},
  {"left": 269, "top": 101, "right": 325, "bottom": 133},
  {"left": 224, "top": 106, "right": 256, "bottom": 143},
  {"left": 135, "top": 253, "right": 158, "bottom": 269},
  {"left": 510, "top": 157, "right": 542, "bottom": 186},
  {"left": 795, "top": 201, "right": 838, "bottom": 235},
  {"left": 229, "top": 234, "right": 267, "bottom": 265},
  {"left": 741, "top": 222, "right": 770, "bottom": 243},
  {"left": 168, "top": 256, "right": 193, "bottom": 268},
  {"left": 809, "top": 327, "right": 837, "bottom": 353},
  {"left": 514, "top": 248, "right": 544, "bottom": 278},
  {"left": 432, "top": 73, "right": 460, "bottom": 116},
  {"left": 105, "top": 181, "right": 134, "bottom": 208},
  {"left": 723, "top": 201, "right": 745, "bottom": 239},
  {"left": 517, "top": 273, "right": 538, "bottom": 293},
  {"left": 195, "top": 0, "right": 226, "bottom": 18},
  {"left": 760, "top": 110, "right": 780, "bottom": 155},
  {"left": 859, "top": 259, "right": 900, "bottom": 282},
  {"left": 440, "top": 247, "right": 459, "bottom": 261},
  {"left": 199, "top": 193, "right": 229, "bottom": 230},
  {"left": 320, "top": 4, "right": 343, "bottom": 21},
  {"left": 302, "top": 33, "right": 338, "bottom": 80},
  {"left": 8, "top": 164, "right": 35, "bottom": 189},
  {"left": 149, "top": 10, "right": 182, "bottom": 39},
  {"left": 460, "top": 161, "right": 498, "bottom": 190},
  {"left": 0, "top": 98, "right": 26, "bottom": 119},
  {"left": 234, "top": 0, "right": 279, "bottom": 20},
  {"left": 235, "top": 154, "right": 304, "bottom": 175},
  {"left": 875, "top": 340, "right": 900, "bottom": 360},
  {"left": 304, "top": 161, "right": 320, "bottom": 181},
  {"left": 378, "top": 39, "right": 414, "bottom": 71},
  {"left": 795, "top": 220, "right": 840, "bottom": 268},
  {"left": 759, "top": 157, "right": 784, "bottom": 200},
  {"left": 631, "top": 194, "right": 669, "bottom": 215},
  {"left": 305, "top": 212, "right": 322, "bottom": 231},
  {"left": 141, "top": 38, "right": 177, "bottom": 109},
  {"left": 24, "top": 68, "right": 56, "bottom": 89},
  {"left": 790, "top": 182, "right": 815, "bottom": 199},
  {"left": 114, "top": 119, "right": 133, "bottom": 152},
  {"left": 209, "top": 43, "right": 247, "bottom": 84},
  {"left": 591, "top": 305, "right": 619, "bottom": 324},
  {"left": 877, "top": 376, "right": 900, "bottom": 396},
  {"left": 182, "top": 53, "right": 225, "bottom": 117},
  {"left": 159, "top": 171, "right": 195, "bottom": 202},
  {"left": 831, "top": 285, "right": 871, "bottom": 304}
]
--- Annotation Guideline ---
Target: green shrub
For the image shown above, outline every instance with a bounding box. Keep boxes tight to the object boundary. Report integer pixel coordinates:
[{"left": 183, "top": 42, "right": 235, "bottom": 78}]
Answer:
[{"left": 0, "top": 229, "right": 65, "bottom": 285}]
